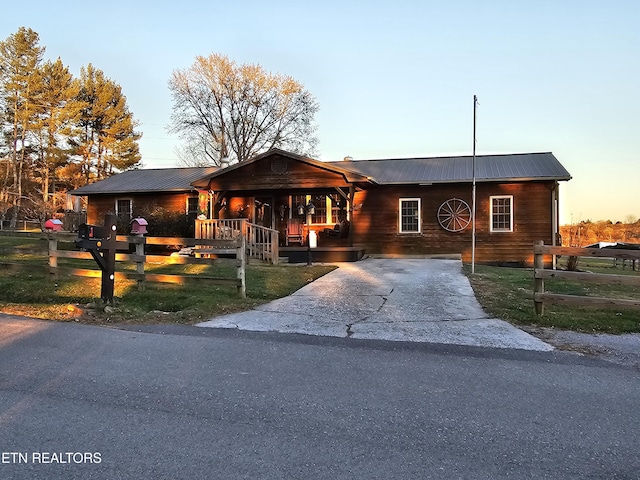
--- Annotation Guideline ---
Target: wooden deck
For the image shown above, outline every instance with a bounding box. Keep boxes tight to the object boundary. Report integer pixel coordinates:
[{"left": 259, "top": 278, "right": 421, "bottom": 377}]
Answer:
[{"left": 279, "top": 246, "right": 365, "bottom": 263}]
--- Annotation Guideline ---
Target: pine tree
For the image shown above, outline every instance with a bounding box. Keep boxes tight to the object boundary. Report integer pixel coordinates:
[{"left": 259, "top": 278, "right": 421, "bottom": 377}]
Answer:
[
  {"left": 75, "top": 64, "right": 141, "bottom": 182},
  {"left": 30, "top": 57, "right": 81, "bottom": 202},
  {"left": 0, "top": 27, "right": 45, "bottom": 226}
]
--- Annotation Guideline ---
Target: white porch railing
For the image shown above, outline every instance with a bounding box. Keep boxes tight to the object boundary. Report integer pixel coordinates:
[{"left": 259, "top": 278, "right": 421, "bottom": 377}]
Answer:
[
  {"left": 196, "top": 218, "right": 246, "bottom": 240},
  {"left": 195, "top": 218, "right": 279, "bottom": 264},
  {"left": 247, "top": 222, "right": 279, "bottom": 264}
]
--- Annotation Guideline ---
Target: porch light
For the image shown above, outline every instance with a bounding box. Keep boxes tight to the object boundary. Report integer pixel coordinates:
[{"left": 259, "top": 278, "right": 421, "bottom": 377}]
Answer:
[
  {"left": 306, "top": 201, "right": 315, "bottom": 216},
  {"left": 297, "top": 204, "right": 305, "bottom": 216}
]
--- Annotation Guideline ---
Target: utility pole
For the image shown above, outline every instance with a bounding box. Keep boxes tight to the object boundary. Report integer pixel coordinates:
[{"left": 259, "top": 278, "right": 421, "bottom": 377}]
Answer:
[{"left": 471, "top": 95, "right": 477, "bottom": 274}]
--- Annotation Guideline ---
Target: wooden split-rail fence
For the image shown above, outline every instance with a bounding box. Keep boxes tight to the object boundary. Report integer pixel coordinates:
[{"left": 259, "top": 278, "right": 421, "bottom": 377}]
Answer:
[
  {"left": 533, "top": 241, "right": 640, "bottom": 315},
  {"left": 47, "top": 233, "right": 247, "bottom": 298}
]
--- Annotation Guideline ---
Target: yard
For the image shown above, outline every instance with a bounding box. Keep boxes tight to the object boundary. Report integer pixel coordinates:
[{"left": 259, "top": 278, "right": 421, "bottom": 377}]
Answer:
[
  {"left": 0, "top": 233, "right": 335, "bottom": 324},
  {"left": 465, "top": 257, "right": 640, "bottom": 334},
  {"left": 1, "top": 233, "right": 639, "bottom": 332}
]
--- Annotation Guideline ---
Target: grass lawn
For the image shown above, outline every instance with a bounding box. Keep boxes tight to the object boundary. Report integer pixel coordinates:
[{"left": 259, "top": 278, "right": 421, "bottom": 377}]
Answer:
[
  {"left": 0, "top": 234, "right": 335, "bottom": 325},
  {"left": 2, "top": 233, "right": 638, "bottom": 332},
  {"left": 464, "top": 258, "right": 640, "bottom": 334}
]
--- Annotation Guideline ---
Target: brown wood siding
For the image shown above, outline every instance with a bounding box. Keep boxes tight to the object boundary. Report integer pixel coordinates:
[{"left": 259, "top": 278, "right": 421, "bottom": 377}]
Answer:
[
  {"left": 86, "top": 192, "right": 195, "bottom": 224},
  {"left": 205, "top": 154, "right": 352, "bottom": 191},
  {"left": 352, "top": 182, "right": 555, "bottom": 265}
]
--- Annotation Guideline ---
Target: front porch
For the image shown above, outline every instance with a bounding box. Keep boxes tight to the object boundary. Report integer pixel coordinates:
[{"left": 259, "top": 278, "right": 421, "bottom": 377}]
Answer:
[
  {"left": 195, "top": 218, "right": 365, "bottom": 264},
  {"left": 190, "top": 150, "right": 372, "bottom": 264}
]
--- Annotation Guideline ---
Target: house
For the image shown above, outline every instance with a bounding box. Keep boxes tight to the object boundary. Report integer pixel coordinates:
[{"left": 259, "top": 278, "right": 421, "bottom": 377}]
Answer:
[
  {"left": 70, "top": 149, "right": 571, "bottom": 265},
  {"left": 68, "top": 166, "right": 218, "bottom": 230},
  {"left": 191, "top": 149, "right": 571, "bottom": 265}
]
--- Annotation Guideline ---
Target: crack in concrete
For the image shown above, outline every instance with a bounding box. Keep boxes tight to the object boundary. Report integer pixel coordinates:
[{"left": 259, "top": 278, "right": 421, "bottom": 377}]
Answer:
[
  {"left": 350, "top": 317, "right": 491, "bottom": 325},
  {"left": 377, "top": 291, "right": 391, "bottom": 312},
  {"left": 344, "top": 292, "right": 391, "bottom": 332}
]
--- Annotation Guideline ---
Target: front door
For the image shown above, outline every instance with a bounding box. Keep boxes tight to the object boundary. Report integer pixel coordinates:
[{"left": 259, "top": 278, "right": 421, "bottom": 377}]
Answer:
[{"left": 254, "top": 196, "right": 273, "bottom": 228}]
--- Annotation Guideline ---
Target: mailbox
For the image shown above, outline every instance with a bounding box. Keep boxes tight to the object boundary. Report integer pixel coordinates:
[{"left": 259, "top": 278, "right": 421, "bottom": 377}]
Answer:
[
  {"left": 44, "top": 219, "right": 63, "bottom": 231},
  {"left": 130, "top": 217, "right": 148, "bottom": 235},
  {"left": 76, "top": 223, "right": 114, "bottom": 250},
  {"left": 78, "top": 223, "right": 107, "bottom": 240},
  {"left": 75, "top": 214, "right": 118, "bottom": 304}
]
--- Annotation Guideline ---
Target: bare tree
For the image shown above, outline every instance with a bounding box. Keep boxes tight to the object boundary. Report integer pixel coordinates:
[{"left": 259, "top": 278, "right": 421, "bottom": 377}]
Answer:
[
  {"left": 173, "top": 129, "right": 222, "bottom": 167},
  {"left": 168, "top": 54, "right": 319, "bottom": 166}
]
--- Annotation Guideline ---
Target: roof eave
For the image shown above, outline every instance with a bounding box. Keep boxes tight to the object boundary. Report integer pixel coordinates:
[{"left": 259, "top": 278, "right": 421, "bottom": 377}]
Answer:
[
  {"left": 475, "top": 175, "right": 572, "bottom": 183},
  {"left": 70, "top": 187, "right": 198, "bottom": 195},
  {"left": 373, "top": 175, "right": 572, "bottom": 185}
]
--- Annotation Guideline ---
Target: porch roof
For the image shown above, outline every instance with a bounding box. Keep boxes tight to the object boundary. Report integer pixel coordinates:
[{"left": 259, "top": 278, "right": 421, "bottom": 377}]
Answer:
[{"left": 190, "top": 149, "right": 372, "bottom": 189}]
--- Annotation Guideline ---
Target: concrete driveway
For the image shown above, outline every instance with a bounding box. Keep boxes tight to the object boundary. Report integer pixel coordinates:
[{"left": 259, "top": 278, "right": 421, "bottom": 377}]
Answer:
[{"left": 197, "top": 258, "right": 552, "bottom": 351}]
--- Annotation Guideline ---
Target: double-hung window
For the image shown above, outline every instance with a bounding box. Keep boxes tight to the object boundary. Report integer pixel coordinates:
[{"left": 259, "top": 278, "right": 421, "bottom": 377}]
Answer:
[
  {"left": 187, "top": 197, "right": 199, "bottom": 216},
  {"left": 310, "top": 194, "right": 328, "bottom": 224},
  {"left": 490, "top": 195, "right": 513, "bottom": 232},
  {"left": 399, "top": 198, "right": 421, "bottom": 233},
  {"left": 115, "top": 198, "right": 132, "bottom": 220}
]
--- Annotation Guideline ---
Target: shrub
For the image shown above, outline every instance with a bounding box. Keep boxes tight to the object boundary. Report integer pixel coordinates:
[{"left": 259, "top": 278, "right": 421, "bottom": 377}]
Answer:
[{"left": 129, "top": 205, "right": 194, "bottom": 237}]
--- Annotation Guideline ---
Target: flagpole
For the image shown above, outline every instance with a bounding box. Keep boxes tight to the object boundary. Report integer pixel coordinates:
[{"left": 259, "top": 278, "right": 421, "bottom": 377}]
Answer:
[{"left": 471, "top": 95, "right": 477, "bottom": 274}]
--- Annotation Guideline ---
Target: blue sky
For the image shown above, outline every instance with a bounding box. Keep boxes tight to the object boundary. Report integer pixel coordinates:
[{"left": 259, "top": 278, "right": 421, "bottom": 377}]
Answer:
[{"left": 3, "top": 0, "right": 638, "bottom": 223}]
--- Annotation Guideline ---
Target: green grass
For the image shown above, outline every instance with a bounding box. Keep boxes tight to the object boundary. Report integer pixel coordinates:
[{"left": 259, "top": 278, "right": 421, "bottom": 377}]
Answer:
[
  {"left": 464, "top": 261, "right": 640, "bottom": 334},
  {"left": 0, "top": 235, "right": 335, "bottom": 324},
  {"left": 3, "top": 234, "right": 638, "bottom": 332}
]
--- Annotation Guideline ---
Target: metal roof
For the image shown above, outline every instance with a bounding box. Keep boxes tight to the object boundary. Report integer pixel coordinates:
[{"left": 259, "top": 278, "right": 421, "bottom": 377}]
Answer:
[
  {"left": 69, "top": 166, "right": 219, "bottom": 195},
  {"left": 325, "top": 152, "right": 571, "bottom": 184},
  {"left": 69, "top": 152, "right": 570, "bottom": 196}
]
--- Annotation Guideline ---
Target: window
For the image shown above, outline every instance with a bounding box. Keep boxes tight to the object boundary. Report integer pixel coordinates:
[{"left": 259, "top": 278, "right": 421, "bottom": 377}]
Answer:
[
  {"left": 399, "top": 198, "right": 421, "bottom": 233},
  {"left": 115, "top": 199, "right": 132, "bottom": 219},
  {"left": 310, "top": 194, "right": 328, "bottom": 224},
  {"left": 490, "top": 195, "right": 513, "bottom": 232},
  {"left": 329, "top": 193, "right": 343, "bottom": 223},
  {"left": 290, "top": 194, "right": 346, "bottom": 224},
  {"left": 187, "top": 197, "right": 199, "bottom": 215}
]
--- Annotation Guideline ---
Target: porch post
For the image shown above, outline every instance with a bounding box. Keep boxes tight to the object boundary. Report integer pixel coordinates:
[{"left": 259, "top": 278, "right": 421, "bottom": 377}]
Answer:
[
  {"left": 348, "top": 185, "right": 355, "bottom": 247},
  {"left": 552, "top": 182, "right": 559, "bottom": 269}
]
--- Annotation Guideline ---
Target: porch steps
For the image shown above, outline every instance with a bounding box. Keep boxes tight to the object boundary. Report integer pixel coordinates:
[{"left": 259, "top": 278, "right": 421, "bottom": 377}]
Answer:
[{"left": 279, "top": 246, "right": 365, "bottom": 263}]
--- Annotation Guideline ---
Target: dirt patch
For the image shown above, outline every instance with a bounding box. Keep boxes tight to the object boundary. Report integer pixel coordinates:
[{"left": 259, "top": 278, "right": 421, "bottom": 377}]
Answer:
[{"left": 522, "top": 326, "right": 640, "bottom": 369}]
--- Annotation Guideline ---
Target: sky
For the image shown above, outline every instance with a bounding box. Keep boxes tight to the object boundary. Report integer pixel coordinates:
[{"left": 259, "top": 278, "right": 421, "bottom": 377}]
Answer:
[{"left": 2, "top": 0, "right": 638, "bottom": 224}]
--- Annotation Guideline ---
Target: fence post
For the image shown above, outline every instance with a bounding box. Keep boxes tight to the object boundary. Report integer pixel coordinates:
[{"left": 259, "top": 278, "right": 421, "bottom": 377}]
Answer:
[
  {"left": 272, "top": 230, "right": 279, "bottom": 265},
  {"left": 534, "top": 240, "right": 544, "bottom": 315},
  {"left": 135, "top": 236, "right": 146, "bottom": 291},
  {"left": 48, "top": 234, "right": 58, "bottom": 280},
  {"left": 236, "top": 235, "right": 246, "bottom": 298}
]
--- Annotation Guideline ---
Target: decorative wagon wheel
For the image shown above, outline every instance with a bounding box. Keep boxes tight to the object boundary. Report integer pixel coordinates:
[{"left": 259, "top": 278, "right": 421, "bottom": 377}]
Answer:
[{"left": 437, "top": 198, "right": 472, "bottom": 232}]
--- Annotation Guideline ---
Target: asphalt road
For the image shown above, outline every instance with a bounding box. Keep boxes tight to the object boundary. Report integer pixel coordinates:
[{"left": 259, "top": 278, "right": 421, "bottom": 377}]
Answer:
[{"left": 1, "top": 316, "right": 639, "bottom": 480}]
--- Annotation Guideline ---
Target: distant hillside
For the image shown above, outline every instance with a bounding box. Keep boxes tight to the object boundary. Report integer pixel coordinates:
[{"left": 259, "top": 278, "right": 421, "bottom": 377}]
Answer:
[{"left": 561, "top": 220, "right": 640, "bottom": 247}]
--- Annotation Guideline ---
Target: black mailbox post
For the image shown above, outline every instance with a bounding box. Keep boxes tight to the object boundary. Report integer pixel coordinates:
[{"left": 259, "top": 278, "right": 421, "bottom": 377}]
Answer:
[{"left": 76, "top": 213, "right": 118, "bottom": 304}]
